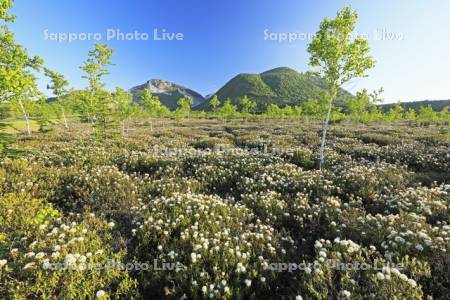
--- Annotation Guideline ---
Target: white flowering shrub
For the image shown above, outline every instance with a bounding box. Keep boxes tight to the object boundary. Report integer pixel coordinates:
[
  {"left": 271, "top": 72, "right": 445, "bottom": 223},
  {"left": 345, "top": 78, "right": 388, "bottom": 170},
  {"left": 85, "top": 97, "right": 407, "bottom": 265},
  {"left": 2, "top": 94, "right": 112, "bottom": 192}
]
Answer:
[
  {"left": 52, "top": 165, "right": 148, "bottom": 215},
  {"left": 131, "top": 193, "right": 292, "bottom": 299},
  {"left": 115, "top": 151, "right": 180, "bottom": 176},
  {"left": 1, "top": 121, "right": 449, "bottom": 299},
  {"left": 328, "top": 161, "right": 410, "bottom": 202},
  {"left": 335, "top": 209, "right": 449, "bottom": 298},
  {"left": 32, "top": 143, "right": 119, "bottom": 167},
  {"left": 0, "top": 158, "right": 60, "bottom": 199},
  {"left": 387, "top": 185, "right": 449, "bottom": 222},
  {"left": 0, "top": 193, "right": 137, "bottom": 299},
  {"left": 348, "top": 143, "right": 450, "bottom": 176},
  {"left": 240, "top": 191, "right": 288, "bottom": 224},
  {"left": 147, "top": 176, "right": 201, "bottom": 197},
  {"left": 298, "top": 238, "right": 427, "bottom": 299}
]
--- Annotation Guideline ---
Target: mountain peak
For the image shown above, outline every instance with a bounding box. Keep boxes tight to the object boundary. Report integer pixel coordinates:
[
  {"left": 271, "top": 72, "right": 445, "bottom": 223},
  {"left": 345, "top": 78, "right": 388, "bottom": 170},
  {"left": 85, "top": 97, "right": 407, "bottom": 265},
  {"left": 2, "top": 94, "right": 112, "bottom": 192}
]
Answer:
[
  {"left": 130, "top": 79, "right": 205, "bottom": 109},
  {"left": 260, "top": 66, "right": 297, "bottom": 75},
  {"left": 195, "top": 66, "right": 353, "bottom": 111},
  {"left": 144, "top": 79, "right": 184, "bottom": 93}
]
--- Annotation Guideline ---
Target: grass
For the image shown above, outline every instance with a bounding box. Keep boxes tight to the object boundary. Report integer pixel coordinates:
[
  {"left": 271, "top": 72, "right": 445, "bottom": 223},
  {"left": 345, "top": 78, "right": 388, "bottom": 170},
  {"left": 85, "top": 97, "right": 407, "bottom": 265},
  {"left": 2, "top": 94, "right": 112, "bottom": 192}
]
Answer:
[
  {"left": 0, "top": 117, "right": 80, "bottom": 133},
  {"left": 1, "top": 119, "right": 39, "bottom": 133}
]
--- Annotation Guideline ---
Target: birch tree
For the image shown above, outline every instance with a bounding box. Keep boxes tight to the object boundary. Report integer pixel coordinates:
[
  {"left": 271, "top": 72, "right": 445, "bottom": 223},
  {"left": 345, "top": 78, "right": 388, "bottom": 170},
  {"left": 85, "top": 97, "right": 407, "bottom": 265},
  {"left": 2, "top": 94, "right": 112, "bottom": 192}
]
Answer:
[
  {"left": 176, "top": 97, "right": 193, "bottom": 119},
  {"left": 209, "top": 95, "right": 220, "bottom": 115},
  {"left": 139, "top": 89, "right": 168, "bottom": 131},
  {"left": 307, "top": 6, "right": 375, "bottom": 169},
  {"left": 44, "top": 68, "right": 70, "bottom": 128},
  {"left": 112, "top": 87, "right": 133, "bottom": 137},
  {"left": 0, "top": 0, "right": 43, "bottom": 135},
  {"left": 239, "top": 95, "right": 257, "bottom": 115},
  {"left": 79, "top": 43, "right": 114, "bottom": 132}
]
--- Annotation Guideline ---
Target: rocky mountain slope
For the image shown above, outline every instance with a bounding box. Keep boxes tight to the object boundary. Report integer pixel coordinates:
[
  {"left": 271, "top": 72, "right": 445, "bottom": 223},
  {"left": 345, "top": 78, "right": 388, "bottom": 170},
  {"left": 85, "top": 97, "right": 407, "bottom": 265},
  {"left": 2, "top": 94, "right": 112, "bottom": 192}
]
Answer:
[{"left": 130, "top": 79, "right": 205, "bottom": 110}]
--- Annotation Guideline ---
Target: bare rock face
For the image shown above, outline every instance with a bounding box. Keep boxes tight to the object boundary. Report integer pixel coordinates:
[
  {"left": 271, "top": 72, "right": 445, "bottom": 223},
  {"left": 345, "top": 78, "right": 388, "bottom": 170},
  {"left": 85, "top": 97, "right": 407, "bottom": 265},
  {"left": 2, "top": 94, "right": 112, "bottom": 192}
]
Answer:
[{"left": 130, "top": 79, "right": 206, "bottom": 110}]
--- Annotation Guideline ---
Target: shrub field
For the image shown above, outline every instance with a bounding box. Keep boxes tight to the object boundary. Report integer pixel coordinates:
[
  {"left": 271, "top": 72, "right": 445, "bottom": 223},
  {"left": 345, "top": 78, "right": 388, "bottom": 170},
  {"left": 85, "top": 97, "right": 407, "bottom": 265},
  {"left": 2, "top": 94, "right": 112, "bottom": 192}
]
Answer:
[{"left": 0, "top": 119, "right": 449, "bottom": 299}]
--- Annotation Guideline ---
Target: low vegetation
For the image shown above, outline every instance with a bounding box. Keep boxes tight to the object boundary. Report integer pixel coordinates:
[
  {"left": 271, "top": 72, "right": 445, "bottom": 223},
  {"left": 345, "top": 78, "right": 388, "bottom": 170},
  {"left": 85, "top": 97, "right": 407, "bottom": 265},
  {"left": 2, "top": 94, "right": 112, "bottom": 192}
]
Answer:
[{"left": 1, "top": 119, "right": 449, "bottom": 299}]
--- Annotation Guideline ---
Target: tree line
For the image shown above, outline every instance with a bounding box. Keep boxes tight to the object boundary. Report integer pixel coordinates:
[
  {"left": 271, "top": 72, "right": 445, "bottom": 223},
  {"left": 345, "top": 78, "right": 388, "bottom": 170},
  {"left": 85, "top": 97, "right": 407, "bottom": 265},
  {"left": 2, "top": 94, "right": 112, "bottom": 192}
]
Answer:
[{"left": 2, "top": 1, "right": 449, "bottom": 163}]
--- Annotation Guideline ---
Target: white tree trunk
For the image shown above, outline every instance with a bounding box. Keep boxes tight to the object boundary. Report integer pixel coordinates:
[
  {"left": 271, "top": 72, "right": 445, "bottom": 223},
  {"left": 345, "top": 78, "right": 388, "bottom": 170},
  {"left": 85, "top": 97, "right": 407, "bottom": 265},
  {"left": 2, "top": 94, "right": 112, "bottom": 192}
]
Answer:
[
  {"left": 319, "top": 90, "right": 335, "bottom": 170},
  {"left": 61, "top": 105, "right": 69, "bottom": 129},
  {"left": 88, "top": 114, "right": 95, "bottom": 133},
  {"left": 18, "top": 99, "right": 31, "bottom": 135}
]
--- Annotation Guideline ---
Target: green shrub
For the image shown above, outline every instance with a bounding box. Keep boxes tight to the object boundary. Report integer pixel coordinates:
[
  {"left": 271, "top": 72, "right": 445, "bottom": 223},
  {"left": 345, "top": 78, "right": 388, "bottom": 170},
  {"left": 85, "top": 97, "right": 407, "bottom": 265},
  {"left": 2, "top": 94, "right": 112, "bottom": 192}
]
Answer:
[
  {"left": 0, "top": 193, "right": 137, "bottom": 299},
  {"left": 0, "top": 158, "right": 60, "bottom": 199},
  {"left": 289, "top": 148, "right": 318, "bottom": 169},
  {"left": 52, "top": 166, "right": 147, "bottom": 216},
  {"left": 359, "top": 133, "right": 402, "bottom": 146}
]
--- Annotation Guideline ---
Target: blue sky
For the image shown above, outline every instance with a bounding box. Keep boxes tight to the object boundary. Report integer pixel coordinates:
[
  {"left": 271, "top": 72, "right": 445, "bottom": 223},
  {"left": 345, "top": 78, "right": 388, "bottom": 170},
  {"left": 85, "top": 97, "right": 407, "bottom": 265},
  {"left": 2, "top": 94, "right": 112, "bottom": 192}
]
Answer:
[{"left": 9, "top": 0, "right": 450, "bottom": 103}]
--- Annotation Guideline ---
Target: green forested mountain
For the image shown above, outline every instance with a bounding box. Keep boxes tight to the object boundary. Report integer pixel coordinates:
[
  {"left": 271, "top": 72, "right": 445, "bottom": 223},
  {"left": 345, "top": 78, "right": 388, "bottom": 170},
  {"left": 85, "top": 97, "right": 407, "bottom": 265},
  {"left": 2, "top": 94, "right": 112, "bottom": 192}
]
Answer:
[
  {"left": 379, "top": 100, "right": 450, "bottom": 112},
  {"left": 195, "top": 67, "right": 353, "bottom": 111}
]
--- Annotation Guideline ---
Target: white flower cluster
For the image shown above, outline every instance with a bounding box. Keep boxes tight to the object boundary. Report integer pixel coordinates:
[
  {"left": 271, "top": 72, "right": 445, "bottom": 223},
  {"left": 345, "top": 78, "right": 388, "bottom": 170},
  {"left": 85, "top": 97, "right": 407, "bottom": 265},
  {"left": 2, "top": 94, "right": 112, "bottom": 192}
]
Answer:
[{"left": 133, "top": 192, "right": 290, "bottom": 298}]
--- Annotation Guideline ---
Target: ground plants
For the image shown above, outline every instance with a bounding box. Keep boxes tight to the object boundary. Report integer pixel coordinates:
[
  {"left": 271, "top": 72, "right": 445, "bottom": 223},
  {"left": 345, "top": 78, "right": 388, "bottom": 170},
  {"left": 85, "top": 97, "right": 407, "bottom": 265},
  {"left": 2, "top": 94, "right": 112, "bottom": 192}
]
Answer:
[{"left": 0, "top": 118, "right": 449, "bottom": 299}]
